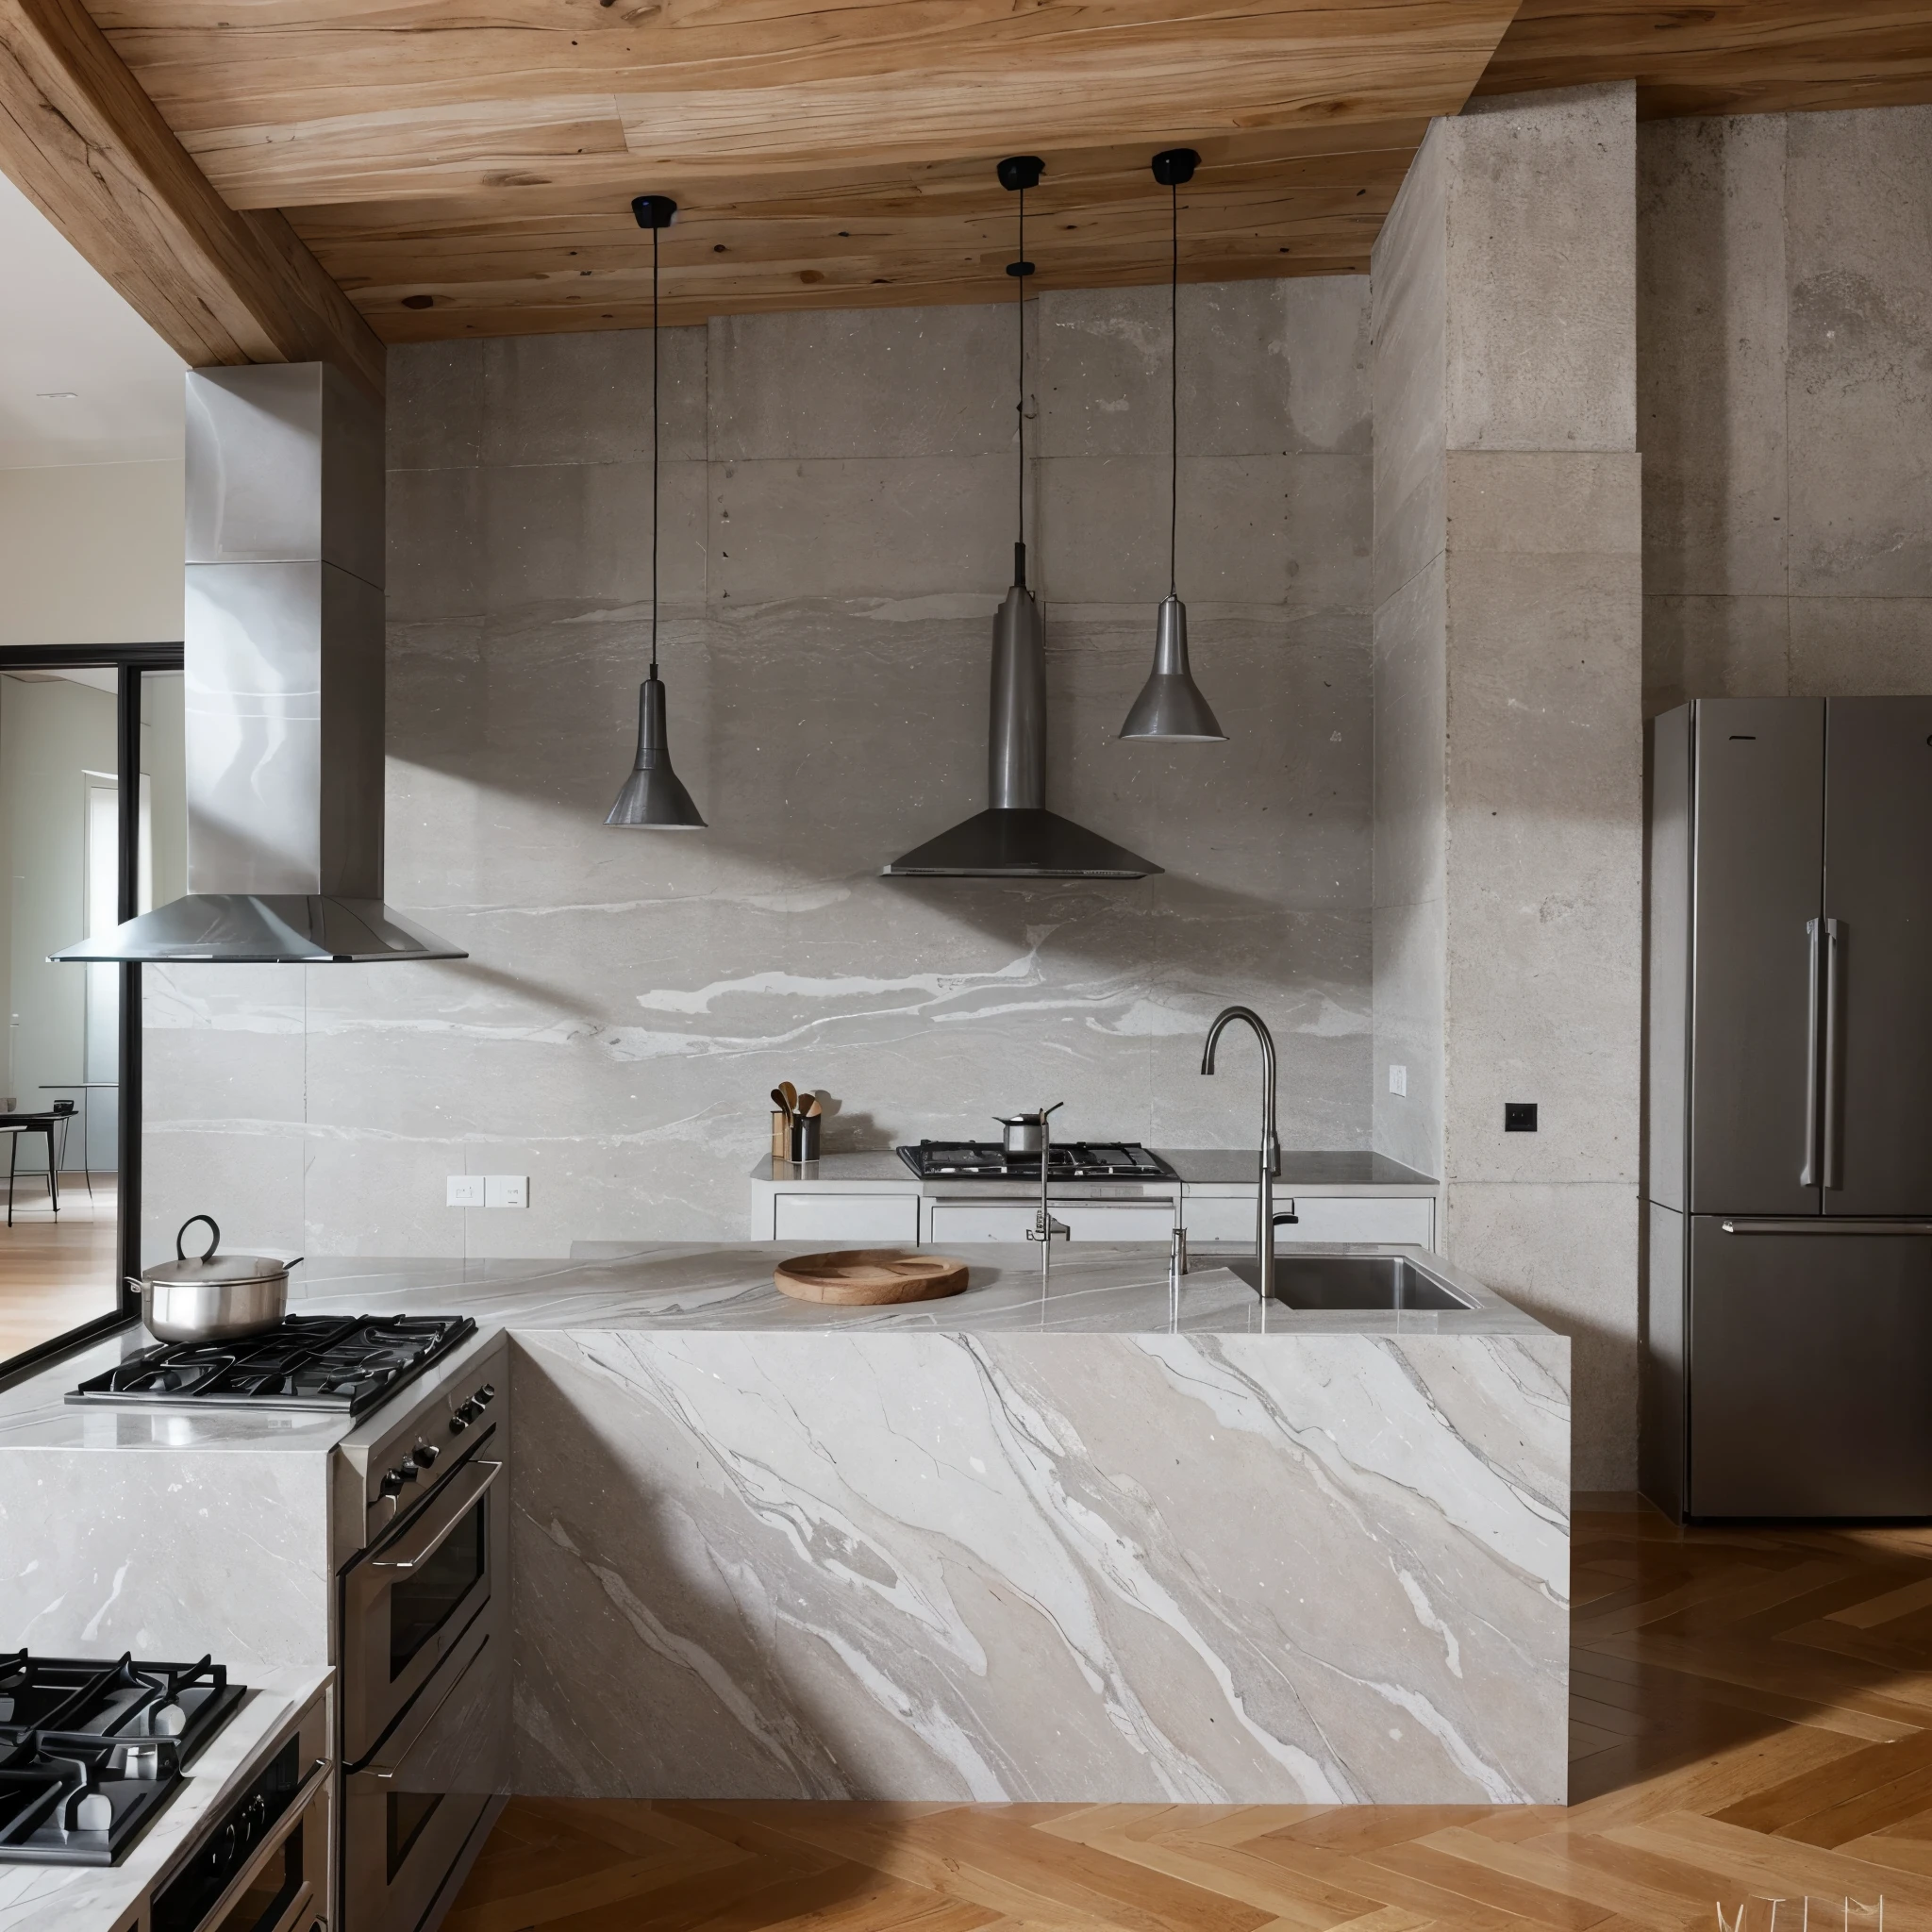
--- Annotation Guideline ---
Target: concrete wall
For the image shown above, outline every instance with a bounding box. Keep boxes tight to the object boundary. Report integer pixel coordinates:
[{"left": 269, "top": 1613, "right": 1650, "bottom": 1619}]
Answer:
[
  {"left": 143, "top": 280, "right": 1374, "bottom": 1261},
  {"left": 1371, "top": 84, "right": 1645, "bottom": 1487},
  {"left": 0, "top": 462, "right": 182, "bottom": 647},
  {"left": 1641, "top": 105, "right": 1932, "bottom": 709}
]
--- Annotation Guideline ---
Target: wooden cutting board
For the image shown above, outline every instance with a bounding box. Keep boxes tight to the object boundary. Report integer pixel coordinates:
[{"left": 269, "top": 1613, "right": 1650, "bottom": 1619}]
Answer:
[{"left": 774, "top": 1249, "right": 970, "bottom": 1306}]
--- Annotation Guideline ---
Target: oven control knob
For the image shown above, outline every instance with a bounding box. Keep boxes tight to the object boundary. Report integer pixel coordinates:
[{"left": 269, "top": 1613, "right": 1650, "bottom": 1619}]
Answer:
[
  {"left": 413, "top": 1441, "right": 439, "bottom": 1467},
  {"left": 448, "top": 1411, "right": 469, "bottom": 1435},
  {"left": 397, "top": 1458, "right": 420, "bottom": 1482},
  {"left": 378, "top": 1469, "right": 406, "bottom": 1498},
  {"left": 476, "top": 1384, "right": 495, "bottom": 1405}
]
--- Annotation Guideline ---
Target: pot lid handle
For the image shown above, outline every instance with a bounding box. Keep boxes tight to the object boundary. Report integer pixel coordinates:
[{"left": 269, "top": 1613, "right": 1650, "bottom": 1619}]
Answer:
[{"left": 176, "top": 1214, "right": 220, "bottom": 1263}]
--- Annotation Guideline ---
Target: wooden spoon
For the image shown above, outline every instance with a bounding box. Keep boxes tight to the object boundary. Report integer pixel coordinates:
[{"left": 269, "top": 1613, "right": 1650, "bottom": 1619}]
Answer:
[
  {"left": 802, "top": 1095, "right": 823, "bottom": 1118},
  {"left": 779, "top": 1081, "right": 799, "bottom": 1113},
  {"left": 771, "top": 1088, "right": 792, "bottom": 1116}
]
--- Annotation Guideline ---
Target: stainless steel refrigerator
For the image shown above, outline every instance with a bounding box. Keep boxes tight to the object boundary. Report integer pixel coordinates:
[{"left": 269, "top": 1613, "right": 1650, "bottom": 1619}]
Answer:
[{"left": 1646, "top": 696, "right": 1932, "bottom": 1520}]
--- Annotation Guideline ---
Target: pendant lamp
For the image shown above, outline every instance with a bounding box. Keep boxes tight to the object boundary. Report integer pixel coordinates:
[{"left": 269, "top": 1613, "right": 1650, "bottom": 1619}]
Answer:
[
  {"left": 1120, "top": 148, "right": 1226, "bottom": 743},
  {"left": 608, "top": 193, "right": 707, "bottom": 829}
]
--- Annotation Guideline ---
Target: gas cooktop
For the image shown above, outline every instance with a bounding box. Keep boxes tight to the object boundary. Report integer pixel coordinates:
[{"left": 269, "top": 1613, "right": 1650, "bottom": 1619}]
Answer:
[
  {"left": 67, "top": 1312, "right": 477, "bottom": 1416},
  {"left": 0, "top": 1652, "right": 244, "bottom": 1866},
  {"left": 897, "top": 1141, "right": 1178, "bottom": 1181}
]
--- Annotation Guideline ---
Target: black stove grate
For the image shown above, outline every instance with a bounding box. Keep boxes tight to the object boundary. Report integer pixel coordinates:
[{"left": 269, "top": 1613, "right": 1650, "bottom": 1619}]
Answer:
[
  {"left": 897, "top": 1141, "right": 1178, "bottom": 1181},
  {"left": 67, "top": 1313, "right": 476, "bottom": 1416},
  {"left": 0, "top": 1652, "right": 247, "bottom": 1866}
]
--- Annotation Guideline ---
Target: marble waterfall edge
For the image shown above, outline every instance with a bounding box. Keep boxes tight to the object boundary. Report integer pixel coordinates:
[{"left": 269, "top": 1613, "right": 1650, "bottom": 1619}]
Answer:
[{"left": 512, "top": 1325, "right": 1570, "bottom": 1804}]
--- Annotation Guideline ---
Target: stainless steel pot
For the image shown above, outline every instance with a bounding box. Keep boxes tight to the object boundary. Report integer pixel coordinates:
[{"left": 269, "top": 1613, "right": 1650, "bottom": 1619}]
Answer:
[
  {"left": 134, "top": 1215, "right": 302, "bottom": 1343},
  {"left": 996, "top": 1113, "right": 1048, "bottom": 1157}
]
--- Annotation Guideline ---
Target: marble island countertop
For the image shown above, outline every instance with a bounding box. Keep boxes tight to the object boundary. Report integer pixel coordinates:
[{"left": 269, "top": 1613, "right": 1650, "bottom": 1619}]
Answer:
[{"left": 288, "top": 1241, "right": 1541, "bottom": 1338}]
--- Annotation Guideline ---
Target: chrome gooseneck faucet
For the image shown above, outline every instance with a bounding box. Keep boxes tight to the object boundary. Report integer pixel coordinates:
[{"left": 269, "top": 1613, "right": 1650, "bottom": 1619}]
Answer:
[
  {"left": 1201, "top": 1007, "right": 1280, "bottom": 1300},
  {"left": 1025, "top": 1101, "right": 1069, "bottom": 1283}
]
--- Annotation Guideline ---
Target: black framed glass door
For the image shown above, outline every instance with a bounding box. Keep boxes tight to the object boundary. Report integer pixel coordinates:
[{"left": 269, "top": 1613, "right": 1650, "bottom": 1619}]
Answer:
[{"left": 0, "top": 642, "right": 182, "bottom": 1385}]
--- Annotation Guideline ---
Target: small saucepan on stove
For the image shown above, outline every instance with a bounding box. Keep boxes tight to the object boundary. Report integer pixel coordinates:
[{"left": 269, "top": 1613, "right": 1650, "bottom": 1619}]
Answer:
[
  {"left": 994, "top": 1106, "right": 1062, "bottom": 1158},
  {"left": 133, "top": 1215, "right": 303, "bottom": 1343}
]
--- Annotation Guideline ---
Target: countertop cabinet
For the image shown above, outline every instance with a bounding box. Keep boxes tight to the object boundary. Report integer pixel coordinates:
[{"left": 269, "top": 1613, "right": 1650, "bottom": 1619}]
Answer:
[{"left": 756, "top": 1154, "right": 1437, "bottom": 1250}]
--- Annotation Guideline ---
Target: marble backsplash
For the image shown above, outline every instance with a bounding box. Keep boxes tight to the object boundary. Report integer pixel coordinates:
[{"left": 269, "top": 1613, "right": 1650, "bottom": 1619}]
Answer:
[{"left": 143, "top": 279, "right": 1374, "bottom": 1258}]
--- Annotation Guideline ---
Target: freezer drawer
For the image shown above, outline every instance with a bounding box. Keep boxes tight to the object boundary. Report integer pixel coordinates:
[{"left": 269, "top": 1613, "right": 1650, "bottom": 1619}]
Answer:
[{"left": 1689, "top": 1214, "right": 1932, "bottom": 1517}]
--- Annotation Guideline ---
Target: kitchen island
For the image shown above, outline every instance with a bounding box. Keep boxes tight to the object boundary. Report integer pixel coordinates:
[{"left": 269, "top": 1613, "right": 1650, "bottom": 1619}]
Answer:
[
  {"left": 318, "top": 1242, "right": 1571, "bottom": 1805},
  {"left": 0, "top": 1244, "right": 1569, "bottom": 1808}
]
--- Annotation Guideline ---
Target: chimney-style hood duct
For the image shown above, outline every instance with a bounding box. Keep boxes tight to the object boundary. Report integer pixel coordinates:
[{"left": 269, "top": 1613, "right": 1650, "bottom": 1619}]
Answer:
[
  {"left": 56, "top": 365, "right": 465, "bottom": 964},
  {"left": 882, "top": 561, "right": 1162, "bottom": 880},
  {"left": 884, "top": 151, "right": 1159, "bottom": 883}
]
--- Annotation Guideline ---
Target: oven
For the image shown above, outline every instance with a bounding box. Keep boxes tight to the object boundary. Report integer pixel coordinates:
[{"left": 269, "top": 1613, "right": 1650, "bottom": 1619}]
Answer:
[
  {"left": 151, "top": 1688, "right": 330, "bottom": 1932},
  {"left": 336, "top": 1337, "right": 510, "bottom": 1932},
  {"left": 340, "top": 1603, "right": 505, "bottom": 1932}
]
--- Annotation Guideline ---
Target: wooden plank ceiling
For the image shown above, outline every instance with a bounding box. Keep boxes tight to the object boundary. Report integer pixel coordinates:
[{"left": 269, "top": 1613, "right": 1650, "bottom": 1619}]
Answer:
[
  {"left": 16, "top": 0, "right": 1932, "bottom": 351},
  {"left": 85, "top": 0, "right": 1516, "bottom": 340}
]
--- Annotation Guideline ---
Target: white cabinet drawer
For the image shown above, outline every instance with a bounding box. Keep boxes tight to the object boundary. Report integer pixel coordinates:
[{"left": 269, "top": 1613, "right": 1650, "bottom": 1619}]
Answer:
[
  {"left": 1182, "top": 1194, "right": 1434, "bottom": 1246},
  {"left": 773, "top": 1193, "right": 920, "bottom": 1243},
  {"left": 927, "top": 1201, "right": 1176, "bottom": 1243}
]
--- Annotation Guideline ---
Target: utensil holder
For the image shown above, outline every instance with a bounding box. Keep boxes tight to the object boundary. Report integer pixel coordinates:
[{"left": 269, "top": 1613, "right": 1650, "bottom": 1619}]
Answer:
[
  {"left": 789, "top": 1112, "right": 822, "bottom": 1162},
  {"left": 771, "top": 1110, "right": 791, "bottom": 1160}
]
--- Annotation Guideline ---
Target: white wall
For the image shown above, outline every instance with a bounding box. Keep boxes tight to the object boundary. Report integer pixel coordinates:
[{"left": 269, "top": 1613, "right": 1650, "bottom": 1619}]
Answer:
[{"left": 0, "top": 462, "right": 183, "bottom": 647}]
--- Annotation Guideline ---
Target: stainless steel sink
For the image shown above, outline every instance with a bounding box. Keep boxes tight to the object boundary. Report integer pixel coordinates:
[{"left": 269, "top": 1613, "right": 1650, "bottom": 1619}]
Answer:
[{"left": 1227, "top": 1252, "right": 1473, "bottom": 1311}]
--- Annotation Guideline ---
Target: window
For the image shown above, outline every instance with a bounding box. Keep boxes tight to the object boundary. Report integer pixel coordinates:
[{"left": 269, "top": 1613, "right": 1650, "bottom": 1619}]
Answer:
[{"left": 0, "top": 646, "right": 183, "bottom": 1385}]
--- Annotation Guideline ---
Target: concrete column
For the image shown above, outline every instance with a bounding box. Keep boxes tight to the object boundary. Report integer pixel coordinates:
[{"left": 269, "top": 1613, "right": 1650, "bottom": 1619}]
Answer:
[{"left": 1372, "top": 83, "right": 1643, "bottom": 1487}]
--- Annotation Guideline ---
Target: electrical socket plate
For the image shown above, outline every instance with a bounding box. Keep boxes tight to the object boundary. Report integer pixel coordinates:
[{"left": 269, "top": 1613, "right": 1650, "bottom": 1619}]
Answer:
[
  {"left": 485, "top": 1174, "right": 528, "bottom": 1208},
  {"left": 446, "top": 1174, "right": 485, "bottom": 1208},
  {"left": 1388, "top": 1063, "right": 1407, "bottom": 1096}
]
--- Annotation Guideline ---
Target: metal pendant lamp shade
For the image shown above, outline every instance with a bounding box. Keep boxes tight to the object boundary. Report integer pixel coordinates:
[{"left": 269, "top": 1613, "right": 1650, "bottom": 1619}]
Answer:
[
  {"left": 1122, "top": 593, "right": 1224, "bottom": 740},
  {"left": 1121, "top": 148, "right": 1225, "bottom": 744},
  {"left": 608, "top": 192, "right": 707, "bottom": 829},
  {"left": 608, "top": 667, "right": 706, "bottom": 828}
]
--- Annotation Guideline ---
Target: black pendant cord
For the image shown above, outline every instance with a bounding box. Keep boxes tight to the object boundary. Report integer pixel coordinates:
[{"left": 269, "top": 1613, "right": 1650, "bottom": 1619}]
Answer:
[
  {"left": 1016, "top": 181, "right": 1026, "bottom": 586},
  {"left": 650, "top": 219, "right": 660, "bottom": 675},
  {"left": 1169, "top": 176, "right": 1179, "bottom": 600}
]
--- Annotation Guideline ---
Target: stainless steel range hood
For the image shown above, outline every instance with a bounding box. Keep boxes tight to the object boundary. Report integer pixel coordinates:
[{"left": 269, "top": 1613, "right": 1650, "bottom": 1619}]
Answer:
[
  {"left": 57, "top": 365, "right": 465, "bottom": 964},
  {"left": 883, "top": 560, "right": 1161, "bottom": 879}
]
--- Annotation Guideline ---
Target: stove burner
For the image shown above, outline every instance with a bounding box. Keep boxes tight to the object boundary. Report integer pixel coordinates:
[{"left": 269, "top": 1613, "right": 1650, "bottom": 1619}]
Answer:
[
  {"left": 0, "top": 1654, "right": 245, "bottom": 1865},
  {"left": 67, "top": 1313, "right": 477, "bottom": 1416},
  {"left": 896, "top": 1141, "right": 1178, "bottom": 1181}
]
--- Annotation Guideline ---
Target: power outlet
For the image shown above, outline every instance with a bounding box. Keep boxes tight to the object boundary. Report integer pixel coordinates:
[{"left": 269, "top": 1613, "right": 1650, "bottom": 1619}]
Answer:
[
  {"left": 485, "top": 1174, "right": 528, "bottom": 1209},
  {"left": 1505, "top": 1102, "right": 1539, "bottom": 1133},
  {"left": 1388, "top": 1064, "right": 1407, "bottom": 1096},
  {"left": 446, "top": 1174, "right": 485, "bottom": 1208}
]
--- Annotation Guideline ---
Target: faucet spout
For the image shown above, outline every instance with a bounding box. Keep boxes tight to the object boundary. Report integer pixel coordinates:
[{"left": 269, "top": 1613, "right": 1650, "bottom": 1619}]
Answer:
[{"left": 1200, "top": 1006, "right": 1280, "bottom": 1301}]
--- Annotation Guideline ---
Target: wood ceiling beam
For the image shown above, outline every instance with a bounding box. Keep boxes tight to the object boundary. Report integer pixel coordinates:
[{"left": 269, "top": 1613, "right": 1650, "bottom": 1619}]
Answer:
[
  {"left": 0, "top": 0, "right": 386, "bottom": 391},
  {"left": 1476, "top": 1, "right": 1932, "bottom": 117}
]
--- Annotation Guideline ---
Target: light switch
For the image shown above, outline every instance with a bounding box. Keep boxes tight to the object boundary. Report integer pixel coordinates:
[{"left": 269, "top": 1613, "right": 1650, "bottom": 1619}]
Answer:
[
  {"left": 446, "top": 1174, "right": 485, "bottom": 1208},
  {"left": 1388, "top": 1064, "right": 1407, "bottom": 1096},
  {"left": 485, "top": 1174, "right": 528, "bottom": 1208}
]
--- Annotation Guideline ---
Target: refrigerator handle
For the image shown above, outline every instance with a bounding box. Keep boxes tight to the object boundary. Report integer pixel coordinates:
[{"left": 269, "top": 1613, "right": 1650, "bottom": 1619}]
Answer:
[
  {"left": 1822, "top": 916, "right": 1844, "bottom": 1191},
  {"left": 1802, "top": 917, "right": 1824, "bottom": 1187}
]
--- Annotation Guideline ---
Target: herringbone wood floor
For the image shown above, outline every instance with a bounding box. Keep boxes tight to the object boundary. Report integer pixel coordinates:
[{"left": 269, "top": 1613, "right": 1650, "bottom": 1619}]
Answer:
[{"left": 447, "top": 1497, "right": 1932, "bottom": 1932}]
